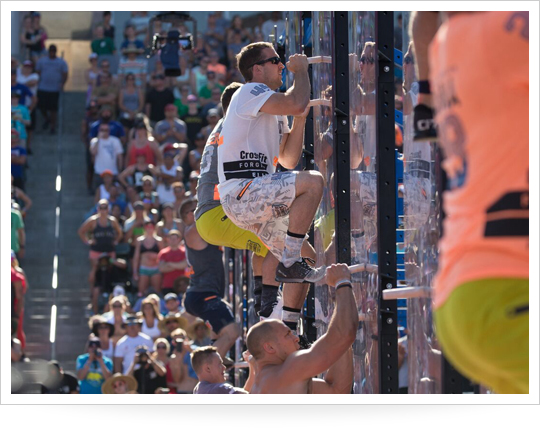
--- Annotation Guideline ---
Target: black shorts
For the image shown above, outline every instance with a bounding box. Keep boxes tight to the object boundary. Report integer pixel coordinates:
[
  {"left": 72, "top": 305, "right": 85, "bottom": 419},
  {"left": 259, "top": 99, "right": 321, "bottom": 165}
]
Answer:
[
  {"left": 37, "top": 90, "right": 60, "bottom": 112},
  {"left": 183, "top": 292, "right": 234, "bottom": 335},
  {"left": 29, "top": 109, "right": 37, "bottom": 131}
]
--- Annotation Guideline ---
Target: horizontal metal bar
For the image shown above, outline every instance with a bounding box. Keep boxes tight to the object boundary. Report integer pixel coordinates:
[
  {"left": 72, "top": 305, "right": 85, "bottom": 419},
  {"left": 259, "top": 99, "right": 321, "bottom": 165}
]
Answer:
[
  {"left": 308, "top": 55, "right": 332, "bottom": 64},
  {"left": 349, "top": 263, "right": 378, "bottom": 274},
  {"left": 382, "top": 286, "right": 432, "bottom": 300}
]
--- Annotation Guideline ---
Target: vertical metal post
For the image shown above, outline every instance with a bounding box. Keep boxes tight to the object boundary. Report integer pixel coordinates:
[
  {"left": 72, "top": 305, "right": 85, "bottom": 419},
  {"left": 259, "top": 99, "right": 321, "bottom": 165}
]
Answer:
[
  {"left": 301, "top": 11, "right": 318, "bottom": 344},
  {"left": 333, "top": 11, "right": 351, "bottom": 265},
  {"left": 375, "top": 11, "right": 399, "bottom": 394}
]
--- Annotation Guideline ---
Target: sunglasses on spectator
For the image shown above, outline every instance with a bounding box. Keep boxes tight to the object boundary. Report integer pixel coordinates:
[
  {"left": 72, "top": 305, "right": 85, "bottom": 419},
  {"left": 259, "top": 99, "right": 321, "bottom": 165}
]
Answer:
[
  {"left": 156, "top": 345, "right": 167, "bottom": 349},
  {"left": 99, "top": 205, "right": 109, "bottom": 210},
  {"left": 89, "top": 342, "right": 101, "bottom": 347},
  {"left": 99, "top": 128, "right": 110, "bottom": 132},
  {"left": 112, "top": 304, "right": 122, "bottom": 309},
  {"left": 98, "top": 325, "right": 109, "bottom": 330},
  {"left": 404, "top": 56, "right": 414, "bottom": 65},
  {"left": 359, "top": 56, "right": 375, "bottom": 65},
  {"left": 250, "top": 56, "right": 281, "bottom": 69},
  {"left": 166, "top": 320, "right": 178, "bottom": 325}
]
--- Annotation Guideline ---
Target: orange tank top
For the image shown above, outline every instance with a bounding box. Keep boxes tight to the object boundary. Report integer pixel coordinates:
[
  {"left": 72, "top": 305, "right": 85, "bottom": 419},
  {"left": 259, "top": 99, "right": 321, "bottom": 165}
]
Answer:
[
  {"left": 128, "top": 142, "right": 156, "bottom": 166},
  {"left": 429, "top": 12, "right": 529, "bottom": 308}
]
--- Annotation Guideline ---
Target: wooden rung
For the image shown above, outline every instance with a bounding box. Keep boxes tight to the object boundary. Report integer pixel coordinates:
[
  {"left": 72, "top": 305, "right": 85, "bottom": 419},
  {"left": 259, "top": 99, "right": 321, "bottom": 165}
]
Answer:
[{"left": 308, "top": 55, "right": 332, "bottom": 64}]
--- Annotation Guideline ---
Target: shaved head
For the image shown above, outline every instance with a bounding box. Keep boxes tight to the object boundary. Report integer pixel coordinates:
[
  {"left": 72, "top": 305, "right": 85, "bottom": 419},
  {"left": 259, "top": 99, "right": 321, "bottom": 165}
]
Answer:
[{"left": 246, "top": 320, "right": 281, "bottom": 359}]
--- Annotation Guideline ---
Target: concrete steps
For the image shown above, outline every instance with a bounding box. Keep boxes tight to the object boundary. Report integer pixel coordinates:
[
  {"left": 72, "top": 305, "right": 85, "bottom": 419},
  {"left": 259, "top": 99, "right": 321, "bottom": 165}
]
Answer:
[{"left": 23, "top": 91, "right": 94, "bottom": 373}]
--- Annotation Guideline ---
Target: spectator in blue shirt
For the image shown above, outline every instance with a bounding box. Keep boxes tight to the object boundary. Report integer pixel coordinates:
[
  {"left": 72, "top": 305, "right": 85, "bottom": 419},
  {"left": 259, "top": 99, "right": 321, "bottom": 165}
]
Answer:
[
  {"left": 76, "top": 335, "right": 113, "bottom": 394},
  {"left": 11, "top": 129, "right": 27, "bottom": 191},
  {"left": 11, "top": 69, "right": 35, "bottom": 109},
  {"left": 11, "top": 90, "right": 31, "bottom": 149},
  {"left": 89, "top": 105, "right": 126, "bottom": 144}
]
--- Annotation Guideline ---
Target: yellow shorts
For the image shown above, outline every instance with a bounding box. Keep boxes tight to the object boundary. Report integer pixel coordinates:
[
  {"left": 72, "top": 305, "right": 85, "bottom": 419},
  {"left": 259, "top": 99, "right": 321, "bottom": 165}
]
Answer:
[
  {"left": 435, "top": 278, "right": 529, "bottom": 394},
  {"left": 195, "top": 205, "right": 269, "bottom": 257}
]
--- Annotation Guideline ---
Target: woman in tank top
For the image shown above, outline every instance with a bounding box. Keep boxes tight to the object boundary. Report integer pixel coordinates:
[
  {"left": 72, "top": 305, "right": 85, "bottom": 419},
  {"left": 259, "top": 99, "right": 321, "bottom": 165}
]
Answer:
[
  {"left": 140, "top": 298, "right": 163, "bottom": 340},
  {"left": 125, "top": 122, "right": 162, "bottom": 167},
  {"left": 118, "top": 73, "right": 144, "bottom": 129},
  {"left": 156, "top": 203, "right": 181, "bottom": 239},
  {"left": 85, "top": 54, "right": 100, "bottom": 106},
  {"left": 151, "top": 338, "right": 177, "bottom": 393},
  {"left": 132, "top": 221, "right": 164, "bottom": 296}
]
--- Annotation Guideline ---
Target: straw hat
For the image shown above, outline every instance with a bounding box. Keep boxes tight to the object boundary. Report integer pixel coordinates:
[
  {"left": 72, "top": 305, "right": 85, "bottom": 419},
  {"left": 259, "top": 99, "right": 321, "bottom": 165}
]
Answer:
[
  {"left": 158, "top": 312, "right": 188, "bottom": 332},
  {"left": 186, "top": 318, "right": 210, "bottom": 340},
  {"left": 89, "top": 315, "right": 115, "bottom": 337},
  {"left": 102, "top": 373, "right": 138, "bottom": 394}
]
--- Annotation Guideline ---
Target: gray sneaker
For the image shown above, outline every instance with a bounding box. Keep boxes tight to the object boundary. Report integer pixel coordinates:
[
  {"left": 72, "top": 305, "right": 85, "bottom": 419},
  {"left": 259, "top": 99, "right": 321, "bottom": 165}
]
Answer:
[{"left": 275, "top": 259, "right": 326, "bottom": 283}]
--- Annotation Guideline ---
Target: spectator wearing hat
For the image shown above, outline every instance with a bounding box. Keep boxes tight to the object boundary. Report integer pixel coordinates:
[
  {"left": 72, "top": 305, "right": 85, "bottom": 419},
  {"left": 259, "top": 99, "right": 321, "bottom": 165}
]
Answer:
[
  {"left": 91, "top": 24, "right": 116, "bottom": 56},
  {"left": 158, "top": 229, "right": 188, "bottom": 295},
  {"left": 155, "top": 148, "right": 185, "bottom": 205},
  {"left": 154, "top": 104, "right": 188, "bottom": 146},
  {"left": 192, "top": 347, "right": 253, "bottom": 394},
  {"left": 93, "top": 169, "right": 121, "bottom": 205},
  {"left": 85, "top": 53, "right": 100, "bottom": 106},
  {"left": 11, "top": 129, "right": 27, "bottom": 191},
  {"left": 11, "top": 68, "right": 36, "bottom": 110},
  {"left": 158, "top": 313, "right": 189, "bottom": 344},
  {"left": 118, "top": 44, "right": 147, "bottom": 88},
  {"left": 198, "top": 70, "right": 225, "bottom": 107},
  {"left": 89, "top": 105, "right": 126, "bottom": 145},
  {"left": 76, "top": 334, "right": 113, "bottom": 394},
  {"left": 156, "top": 202, "right": 183, "bottom": 240},
  {"left": 89, "top": 121, "right": 124, "bottom": 189},
  {"left": 102, "top": 373, "right": 138, "bottom": 394},
  {"left": 163, "top": 293, "right": 181, "bottom": 314},
  {"left": 187, "top": 318, "right": 212, "bottom": 348},
  {"left": 127, "top": 344, "right": 167, "bottom": 394},
  {"left": 145, "top": 74, "right": 175, "bottom": 126},
  {"left": 89, "top": 315, "right": 116, "bottom": 360},
  {"left": 114, "top": 315, "right": 154, "bottom": 374},
  {"left": 36, "top": 44, "right": 68, "bottom": 134},
  {"left": 181, "top": 95, "right": 206, "bottom": 146},
  {"left": 30, "top": 12, "right": 48, "bottom": 55}
]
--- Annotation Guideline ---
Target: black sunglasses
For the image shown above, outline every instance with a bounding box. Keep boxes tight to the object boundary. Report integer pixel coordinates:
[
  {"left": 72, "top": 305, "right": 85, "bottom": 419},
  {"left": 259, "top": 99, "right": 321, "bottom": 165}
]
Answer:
[
  {"left": 250, "top": 56, "right": 281, "bottom": 69},
  {"left": 404, "top": 56, "right": 414, "bottom": 65},
  {"left": 359, "top": 56, "right": 375, "bottom": 65}
]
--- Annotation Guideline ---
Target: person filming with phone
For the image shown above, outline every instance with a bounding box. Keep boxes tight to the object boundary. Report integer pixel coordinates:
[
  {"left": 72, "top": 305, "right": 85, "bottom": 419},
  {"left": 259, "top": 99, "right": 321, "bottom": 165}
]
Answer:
[
  {"left": 76, "top": 334, "right": 113, "bottom": 394},
  {"left": 127, "top": 344, "right": 167, "bottom": 394}
]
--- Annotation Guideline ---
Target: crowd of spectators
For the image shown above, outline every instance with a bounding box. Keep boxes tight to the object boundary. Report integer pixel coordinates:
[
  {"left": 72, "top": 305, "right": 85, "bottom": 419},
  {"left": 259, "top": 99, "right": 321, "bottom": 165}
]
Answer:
[{"left": 12, "top": 11, "right": 285, "bottom": 394}]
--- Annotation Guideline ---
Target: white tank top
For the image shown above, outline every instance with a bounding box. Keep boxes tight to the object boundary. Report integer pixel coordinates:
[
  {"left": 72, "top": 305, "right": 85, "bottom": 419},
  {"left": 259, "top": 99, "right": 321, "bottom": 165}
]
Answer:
[
  {"left": 141, "top": 318, "right": 161, "bottom": 339},
  {"left": 217, "top": 82, "right": 290, "bottom": 197}
]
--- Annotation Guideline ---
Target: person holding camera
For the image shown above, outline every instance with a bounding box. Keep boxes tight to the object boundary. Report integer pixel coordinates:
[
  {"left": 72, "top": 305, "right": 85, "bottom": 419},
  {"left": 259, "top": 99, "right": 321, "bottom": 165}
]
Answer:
[
  {"left": 127, "top": 344, "right": 167, "bottom": 394},
  {"left": 76, "top": 334, "right": 113, "bottom": 394},
  {"left": 168, "top": 329, "right": 198, "bottom": 393},
  {"left": 114, "top": 315, "right": 154, "bottom": 374}
]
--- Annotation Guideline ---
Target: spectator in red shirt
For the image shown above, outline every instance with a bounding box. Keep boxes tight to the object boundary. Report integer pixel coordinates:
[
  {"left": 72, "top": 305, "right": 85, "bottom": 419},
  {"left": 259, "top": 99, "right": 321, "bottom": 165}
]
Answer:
[
  {"left": 11, "top": 251, "right": 27, "bottom": 350},
  {"left": 158, "top": 230, "right": 188, "bottom": 295}
]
